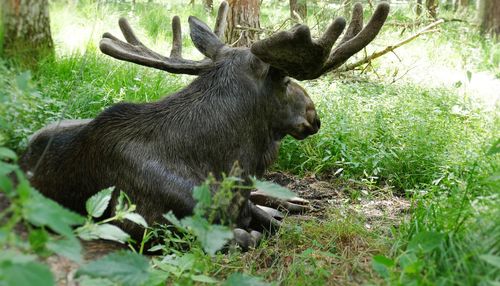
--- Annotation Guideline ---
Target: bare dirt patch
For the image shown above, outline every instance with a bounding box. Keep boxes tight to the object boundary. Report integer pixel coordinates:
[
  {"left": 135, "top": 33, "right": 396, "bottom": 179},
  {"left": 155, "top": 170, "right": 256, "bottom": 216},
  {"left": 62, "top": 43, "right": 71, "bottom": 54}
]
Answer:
[{"left": 264, "top": 171, "right": 411, "bottom": 229}]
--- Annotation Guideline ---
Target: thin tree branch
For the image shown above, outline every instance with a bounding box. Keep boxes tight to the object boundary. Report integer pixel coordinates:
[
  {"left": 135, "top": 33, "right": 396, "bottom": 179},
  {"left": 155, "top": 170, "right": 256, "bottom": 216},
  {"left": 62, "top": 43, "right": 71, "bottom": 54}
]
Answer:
[{"left": 338, "top": 19, "right": 444, "bottom": 72}]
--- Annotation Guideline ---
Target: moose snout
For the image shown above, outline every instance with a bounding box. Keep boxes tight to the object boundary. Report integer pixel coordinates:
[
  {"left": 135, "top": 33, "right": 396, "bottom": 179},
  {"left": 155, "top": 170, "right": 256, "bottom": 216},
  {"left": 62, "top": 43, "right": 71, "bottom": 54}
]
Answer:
[
  {"left": 290, "top": 116, "right": 320, "bottom": 140},
  {"left": 307, "top": 116, "right": 320, "bottom": 135},
  {"left": 312, "top": 117, "right": 320, "bottom": 134}
]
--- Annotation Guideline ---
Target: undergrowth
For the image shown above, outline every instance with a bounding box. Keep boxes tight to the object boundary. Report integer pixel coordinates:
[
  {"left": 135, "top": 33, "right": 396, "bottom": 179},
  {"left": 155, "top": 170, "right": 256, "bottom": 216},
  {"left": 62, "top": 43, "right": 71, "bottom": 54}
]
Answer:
[
  {"left": 277, "top": 79, "right": 497, "bottom": 191},
  {"left": 0, "top": 0, "right": 499, "bottom": 285}
]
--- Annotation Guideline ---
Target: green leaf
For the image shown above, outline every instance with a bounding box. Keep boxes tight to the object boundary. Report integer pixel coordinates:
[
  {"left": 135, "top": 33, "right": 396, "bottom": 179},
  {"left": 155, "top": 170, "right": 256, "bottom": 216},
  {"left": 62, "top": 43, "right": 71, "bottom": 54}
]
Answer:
[
  {"left": 224, "top": 273, "right": 270, "bottom": 286},
  {"left": 15, "top": 71, "right": 32, "bottom": 92},
  {"left": 252, "top": 178, "right": 296, "bottom": 200},
  {"left": 16, "top": 178, "right": 32, "bottom": 200},
  {"left": 398, "top": 252, "right": 417, "bottom": 269},
  {"left": 161, "top": 253, "right": 196, "bottom": 272},
  {"left": 0, "top": 161, "right": 17, "bottom": 176},
  {"left": 0, "top": 175, "right": 14, "bottom": 194},
  {"left": 0, "top": 147, "right": 17, "bottom": 161},
  {"left": 23, "top": 190, "right": 85, "bottom": 237},
  {"left": 76, "top": 223, "right": 130, "bottom": 243},
  {"left": 373, "top": 255, "right": 395, "bottom": 267},
  {"left": 191, "top": 274, "right": 218, "bottom": 283},
  {"left": 407, "top": 231, "right": 444, "bottom": 253},
  {"left": 193, "top": 184, "right": 212, "bottom": 206},
  {"left": 0, "top": 261, "right": 54, "bottom": 286},
  {"left": 487, "top": 138, "right": 500, "bottom": 155},
  {"left": 163, "top": 211, "right": 185, "bottom": 231},
  {"left": 86, "top": 187, "right": 114, "bottom": 218},
  {"left": 93, "top": 223, "right": 130, "bottom": 244},
  {"left": 76, "top": 250, "right": 150, "bottom": 286},
  {"left": 180, "top": 216, "right": 233, "bottom": 256},
  {"left": 148, "top": 245, "right": 164, "bottom": 252},
  {"left": 124, "top": 213, "right": 148, "bottom": 228},
  {"left": 77, "top": 276, "right": 115, "bottom": 286},
  {"left": 115, "top": 191, "right": 125, "bottom": 212},
  {"left": 76, "top": 224, "right": 100, "bottom": 241},
  {"left": 372, "top": 255, "right": 395, "bottom": 279},
  {"left": 0, "top": 250, "right": 36, "bottom": 264},
  {"left": 144, "top": 269, "right": 169, "bottom": 286},
  {"left": 479, "top": 254, "right": 500, "bottom": 269},
  {"left": 28, "top": 229, "right": 49, "bottom": 253},
  {"left": 46, "top": 237, "right": 82, "bottom": 263}
]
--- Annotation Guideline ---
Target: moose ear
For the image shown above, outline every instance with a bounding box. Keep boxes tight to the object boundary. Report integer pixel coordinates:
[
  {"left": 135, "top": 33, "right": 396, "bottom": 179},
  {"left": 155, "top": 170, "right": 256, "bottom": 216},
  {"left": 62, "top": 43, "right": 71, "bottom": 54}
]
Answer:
[{"left": 189, "top": 16, "right": 225, "bottom": 59}]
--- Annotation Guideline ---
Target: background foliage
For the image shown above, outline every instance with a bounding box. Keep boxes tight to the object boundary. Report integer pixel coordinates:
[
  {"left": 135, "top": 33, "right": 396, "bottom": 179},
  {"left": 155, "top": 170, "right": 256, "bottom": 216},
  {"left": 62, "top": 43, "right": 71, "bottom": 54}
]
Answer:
[{"left": 0, "top": 0, "right": 499, "bottom": 285}]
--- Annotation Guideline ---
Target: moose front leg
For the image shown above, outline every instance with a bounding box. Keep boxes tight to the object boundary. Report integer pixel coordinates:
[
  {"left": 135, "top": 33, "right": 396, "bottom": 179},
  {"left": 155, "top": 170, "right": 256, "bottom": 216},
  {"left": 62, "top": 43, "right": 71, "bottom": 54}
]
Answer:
[{"left": 250, "top": 190, "right": 310, "bottom": 213}]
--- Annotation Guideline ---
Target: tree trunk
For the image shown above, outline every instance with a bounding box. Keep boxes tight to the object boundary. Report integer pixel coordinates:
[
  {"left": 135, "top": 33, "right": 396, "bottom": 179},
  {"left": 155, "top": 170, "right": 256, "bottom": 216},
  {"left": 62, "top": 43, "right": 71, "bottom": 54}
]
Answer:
[
  {"left": 478, "top": 0, "right": 500, "bottom": 37},
  {"left": 425, "top": 0, "right": 438, "bottom": 19},
  {"left": 1, "top": 0, "right": 54, "bottom": 65},
  {"left": 443, "top": 0, "right": 453, "bottom": 10},
  {"left": 225, "top": 0, "right": 260, "bottom": 47},
  {"left": 290, "top": 0, "right": 307, "bottom": 21},
  {"left": 456, "top": 0, "right": 468, "bottom": 10},
  {"left": 203, "top": 0, "right": 213, "bottom": 11},
  {"left": 416, "top": 0, "right": 423, "bottom": 17}
]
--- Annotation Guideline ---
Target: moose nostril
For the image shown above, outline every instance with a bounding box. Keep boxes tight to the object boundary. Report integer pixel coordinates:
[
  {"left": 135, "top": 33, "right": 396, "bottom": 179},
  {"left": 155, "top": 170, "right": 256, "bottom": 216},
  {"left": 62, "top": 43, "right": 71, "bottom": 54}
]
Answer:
[{"left": 315, "top": 118, "right": 321, "bottom": 130}]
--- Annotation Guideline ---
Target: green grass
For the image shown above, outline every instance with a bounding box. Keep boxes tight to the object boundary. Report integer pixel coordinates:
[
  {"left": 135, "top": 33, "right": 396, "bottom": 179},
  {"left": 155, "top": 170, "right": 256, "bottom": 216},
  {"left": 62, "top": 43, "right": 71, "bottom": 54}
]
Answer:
[
  {"left": 0, "top": 51, "right": 187, "bottom": 151},
  {"left": 277, "top": 79, "right": 497, "bottom": 191},
  {"left": 0, "top": 0, "right": 499, "bottom": 285}
]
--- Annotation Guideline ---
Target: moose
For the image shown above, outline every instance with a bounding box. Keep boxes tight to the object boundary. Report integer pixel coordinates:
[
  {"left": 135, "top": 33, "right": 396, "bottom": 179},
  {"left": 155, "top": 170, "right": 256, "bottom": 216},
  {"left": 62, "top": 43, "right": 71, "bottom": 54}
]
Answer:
[{"left": 20, "top": 2, "right": 389, "bottom": 249}]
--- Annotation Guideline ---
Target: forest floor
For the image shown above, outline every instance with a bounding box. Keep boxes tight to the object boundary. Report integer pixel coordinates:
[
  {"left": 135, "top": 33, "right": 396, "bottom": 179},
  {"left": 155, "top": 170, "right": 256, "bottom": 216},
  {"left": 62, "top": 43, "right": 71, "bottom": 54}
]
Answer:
[{"left": 40, "top": 172, "right": 410, "bottom": 286}]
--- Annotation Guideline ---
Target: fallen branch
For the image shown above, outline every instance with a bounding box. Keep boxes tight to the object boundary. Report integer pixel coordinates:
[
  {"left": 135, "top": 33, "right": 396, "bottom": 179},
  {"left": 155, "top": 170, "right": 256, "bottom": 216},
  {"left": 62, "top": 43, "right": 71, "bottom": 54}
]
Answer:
[{"left": 339, "top": 19, "right": 445, "bottom": 72}]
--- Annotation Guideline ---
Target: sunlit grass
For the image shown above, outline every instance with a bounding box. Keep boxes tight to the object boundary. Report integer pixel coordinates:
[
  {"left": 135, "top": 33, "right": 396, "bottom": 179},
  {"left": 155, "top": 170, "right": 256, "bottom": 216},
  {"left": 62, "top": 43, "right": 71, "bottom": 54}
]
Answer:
[{"left": 277, "top": 78, "right": 498, "bottom": 191}]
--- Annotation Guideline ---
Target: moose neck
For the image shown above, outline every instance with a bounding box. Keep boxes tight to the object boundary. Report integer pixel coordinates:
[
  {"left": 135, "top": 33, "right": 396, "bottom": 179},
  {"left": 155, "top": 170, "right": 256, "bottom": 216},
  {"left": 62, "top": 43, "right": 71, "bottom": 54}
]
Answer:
[{"left": 153, "top": 60, "right": 282, "bottom": 177}]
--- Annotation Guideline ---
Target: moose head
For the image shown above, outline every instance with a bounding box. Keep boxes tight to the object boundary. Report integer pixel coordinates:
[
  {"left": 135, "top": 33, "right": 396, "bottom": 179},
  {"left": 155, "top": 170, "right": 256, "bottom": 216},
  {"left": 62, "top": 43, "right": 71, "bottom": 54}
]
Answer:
[{"left": 21, "top": 2, "right": 389, "bottom": 249}]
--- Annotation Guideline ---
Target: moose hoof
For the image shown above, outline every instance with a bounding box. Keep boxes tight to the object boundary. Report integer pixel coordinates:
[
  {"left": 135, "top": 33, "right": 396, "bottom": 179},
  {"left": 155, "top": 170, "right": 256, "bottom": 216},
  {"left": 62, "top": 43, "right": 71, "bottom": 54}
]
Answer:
[
  {"left": 250, "top": 230, "right": 263, "bottom": 244},
  {"left": 250, "top": 203, "right": 282, "bottom": 234},
  {"left": 250, "top": 190, "right": 311, "bottom": 213},
  {"left": 233, "top": 228, "right": 257, "bottom": 251},
  {"left": 257, "top": 205, "right": 284, "bottom": 220}
]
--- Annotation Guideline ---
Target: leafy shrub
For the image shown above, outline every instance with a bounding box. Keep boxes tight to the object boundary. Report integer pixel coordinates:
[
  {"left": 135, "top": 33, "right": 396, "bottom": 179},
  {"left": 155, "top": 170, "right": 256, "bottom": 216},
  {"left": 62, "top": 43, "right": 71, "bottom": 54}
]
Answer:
[{"left": 277, "top": 80, "right": 496, "bottom": 191}]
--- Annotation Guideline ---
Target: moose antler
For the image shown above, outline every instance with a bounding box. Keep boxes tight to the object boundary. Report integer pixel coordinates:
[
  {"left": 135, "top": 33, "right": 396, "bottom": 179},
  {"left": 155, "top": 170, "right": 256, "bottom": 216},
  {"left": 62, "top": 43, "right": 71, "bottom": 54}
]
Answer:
[
  {"left": 99, "top": 2, "right": 229, "bottom": 75},
  {"left": 251, "top": 2, "right": 390, "bottom": 80}
]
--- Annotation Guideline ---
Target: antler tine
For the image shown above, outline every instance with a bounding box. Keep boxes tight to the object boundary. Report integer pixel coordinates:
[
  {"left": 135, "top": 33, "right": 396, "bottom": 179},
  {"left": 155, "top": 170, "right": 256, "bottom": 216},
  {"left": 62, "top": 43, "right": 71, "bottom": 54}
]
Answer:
[
  {"left": 213, "top": 1, "right": 229, "bottom": 40},
  {"left": 338, "top": 3, "right": 364, "bottom": 45},
  {"left": 316, "top": 17, "right": 346, "bottom": 50},
  {"left": 119, "top": 18, "right": 142, "bottom": 45},
  {"left": 170, "top": 16, "right": 182, "bottom": 58},
  {"left": 100, "top": 17, "right": 212, "bottom": 75},
  {"left": 323, "top": 2, "right": 389, "bottom": 72}
]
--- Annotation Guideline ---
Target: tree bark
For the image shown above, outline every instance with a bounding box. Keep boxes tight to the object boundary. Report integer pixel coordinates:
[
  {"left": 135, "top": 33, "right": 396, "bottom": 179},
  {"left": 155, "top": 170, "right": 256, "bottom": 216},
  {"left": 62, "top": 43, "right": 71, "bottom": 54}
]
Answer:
[
  {"left": 290, "top": 0, "right": 307, "bottom": 21},
  {"left": 416, "top": 0, "right": 423, "bottom": 16},
  {"left": 458, "top": 0, "right": 469, "bottom": 9},
  {"left": 478, "top": 0, "right": 500, "bottom": 37},
  {"left": 203, "top": 0, "right": 213, "bottom": 11},
  {"left": 443, "top": 0, "right": 453, "bottom": 10},
  {"left": 1, "top": 0, "right": 54, "bottom": 64},
  {"left": 225, "top": 0, "right": 260, "bottom": 47},
  {"left": 425, "top": 0, "right": 438, "bottom": 19}
]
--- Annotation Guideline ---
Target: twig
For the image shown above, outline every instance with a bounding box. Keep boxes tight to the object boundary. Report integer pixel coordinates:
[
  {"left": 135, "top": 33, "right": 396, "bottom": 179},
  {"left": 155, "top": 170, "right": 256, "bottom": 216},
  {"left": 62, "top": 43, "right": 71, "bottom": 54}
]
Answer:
[
  {"left": 234, "top": 25, "right": 272, "bottom": 33},
  {"left": 338, "top": 19, "right": 445, "bottom": 72}
]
